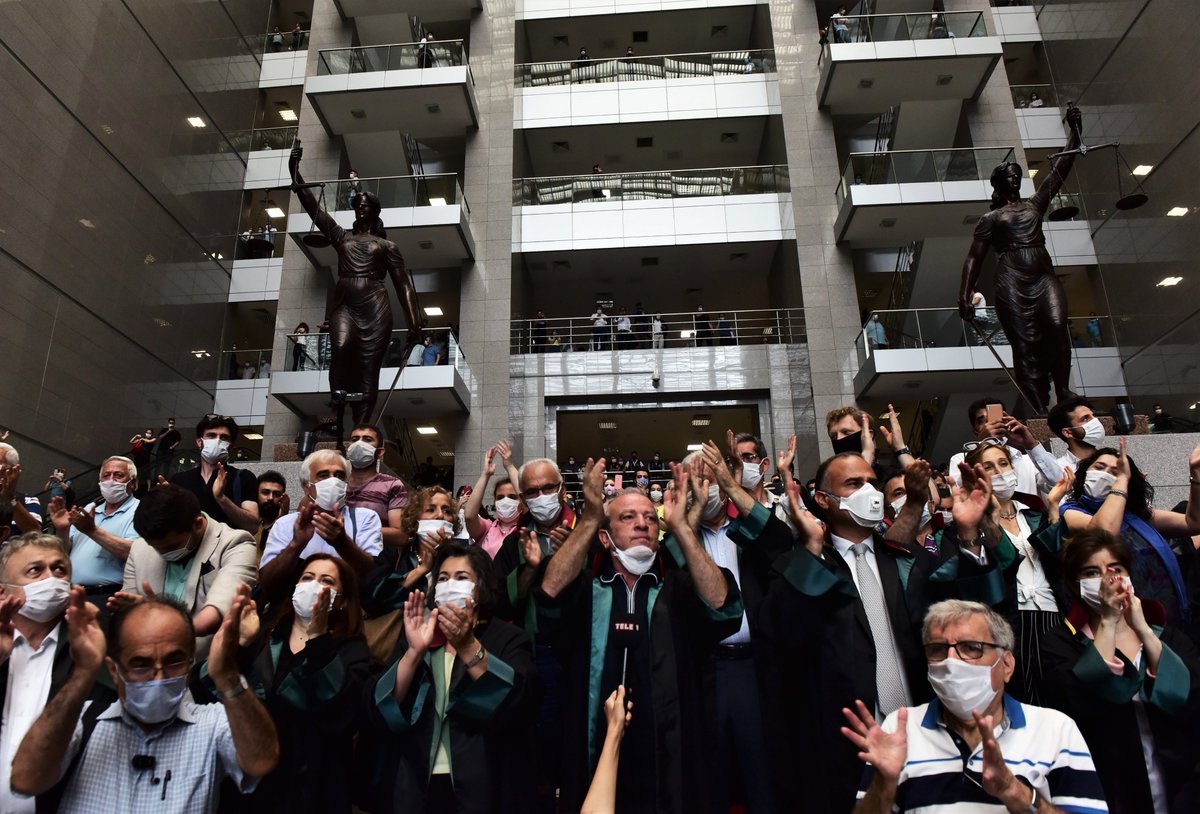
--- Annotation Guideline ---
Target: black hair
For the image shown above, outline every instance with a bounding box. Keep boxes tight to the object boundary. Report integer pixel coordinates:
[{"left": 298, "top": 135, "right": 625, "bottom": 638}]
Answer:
[
  {"left": 257, "top": 470, "right": 287, "bottom": 490},
  {"left": 351, "top": 423, "right": 387, "bottom": 443},
  {"left": 988, "top": 162, "right": 1023, "bottom": 210},
  {"left": 108, "top": 594, "right": 196, "bottom": 659},
  {"left": 813, "top": 451, "right": 869, "bottom": 494},
  {"left": 1071, "top": 446, "right": 1152, "bottom": 520},
  {"left": 355, "top": 192, "right": 387, "bottom": 238},
  {"left": 430, "top": 543, "right": 503, "bottom": 621},
  {"left": 133, "top": 485, "right": 202, "bottom": 540},
  {"left": 966, "top": 397, "right": 1004, "bottom": 428},
  {"left": 195, "top": 414, "right": 240, "bottom": 442},
  {"left": 733, "top": 432, "right": 768, "bottom": 461},
  {"left": 1061, "top": 529, "right": 1134, "bottom": 595},
  {"left": 1047, "top": 397, "right": 1094, "bottom": 442}
]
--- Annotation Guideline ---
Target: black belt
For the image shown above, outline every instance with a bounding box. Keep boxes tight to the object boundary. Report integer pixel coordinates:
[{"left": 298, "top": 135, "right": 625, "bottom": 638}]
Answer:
[{"left": 714, "top": 642, "right": 754, "bottom": 660}]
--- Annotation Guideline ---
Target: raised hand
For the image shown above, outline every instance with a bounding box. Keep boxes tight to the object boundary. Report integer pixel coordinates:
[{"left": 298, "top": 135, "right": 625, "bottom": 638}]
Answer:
[
  {"left": 777, "top": 434, "right": 797, "bottom": 481},
  {"left": 482, "top": 446, "right": 498, "bottom": 479},
  {"left": 724, "top": 429, "right": 743, "bottom": 481},
  {"left": 686, "top": 463, "right": 711, "bottom": 529},
  {"left": 580, "top": 457, "right": 607, "bottom": 511},
  {"left": 64, "top": 586, "right": 106, "bottom": 674},
  {"left": 520, "top": 529, "right": 543, "bottom": 568},
  {"left": 1048, "top": 466, "right": 1075, "bottom": 507},
  {"left": 212, "top": 462, "right": 228, "bottom": 500},
  {"left": 68, "top": 504, "right": 97, "bottom": 536},
  {"left": 786, "top": 481, "right": 825, "bottom": 557},
  {"left": 497, "top": 439, "right": 515, "bottom": 468},
  {"left": 1099, "top": 568, "right": 1129, "bottom": 620},
  {"left": 47, "top": 496, "right": 71, "bottom": 532},
  {"left": 414, "top": 532, "right": 440, "bottom": 569},
  {"left": 701, "top": 440, "right": 736, "bottom": 491},
  {"left": 210, "top": 583, "right": 251, "bottom": 685},
  {"left": 437, "top": 598, "right": 478, "bottom": 651},
  {"left": 402, "top": 590, "right": 438, "bottom": 654},
  {"left": 1001, "top": 414, "right": 1037, "bottom": 451},
  {"left": 288, "top": 140, "right": 304, "bottom": 181},
  {"left": 953, "top": 462, "right": 993, "bottom": 538},
  {"left": 0, "top": 593, "right": 23, "bottom": 665},
  {"left": 293, "top": 503, "right": 317, "bottom": 548},
  {"left": 308, "top": 587, "right": 331, "bottom": 637},
  {"left": 0, "top": 464, "right": 19, "bottom": 501},
  {"left": 312, "top": 510, "right": 349, "bottom": 549},
  {"left": 974, "top": 711, "right": 1027, "bottom": 808},
  {"left": 547, "top": 525, "right": 571, "bottom": 554},
  {"left": 237, "top": 595, "right": 261, "bottom": 648},
  {"left": 841, "top": 700, "right": 908, "bottom": 784},
  {"left": 1114, "top": 436, "right": 1132, "bottom": 486},
  {"left": 663, "top": 463, "right": 691, "bottom": 532},
  {"left": 860, "top": 413, "right": 876, "bottom": 460},
  {"left": 902, "top": 460, "right": 933, "bottom": 506},
  {"left": 106, "top": 591, "right": 144, "bottom": 612}
]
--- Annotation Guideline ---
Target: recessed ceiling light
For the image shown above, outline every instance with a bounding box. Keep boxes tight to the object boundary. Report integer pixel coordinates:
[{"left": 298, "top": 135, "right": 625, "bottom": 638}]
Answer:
[
  {"left": 1191, "top": 403, "right": 1198, "bottom": 410},
  {"left": 424, "top": 306, "right": 444, "bottom": 316},
  {"left": 278, "top": 109, "right": 297, "bottom": 121},
  {"left": 191, "top": 349, "right": 211, "bottom": 358},
  {"left": 438, "top": 451, "right": 456, "bottom": 458},
  {"left": 242, "top": 432, "right": 264, "bottom": 440},
  {"left": 153, "top": 318, "right": 172, "bottom": 328},
  {"left": 1132, "top": 165, "right": 1153, "bottom": 176},
  {"left": 266, "top": 207, "right": 285, "bottom": 218},
  {"left": 79, "top": 219, "right": 96, "bottom": 229},
  {"left": 1157, "top": 276, "right": 1183, "bottom": 287},
  {"left": 1028, "top": 169, "right": 1039, "bottom": 178},
  {"left": 428, "top": 197, "right": 447, "bottom": 206},
  {"left": 598, "top": 421, "right": 618, "bottom": 430},
  {"left": 686, "top": 443, "right": 704, "bottom": 451},
  {"left": 187, "top": 116, "right": 206, "bottom": 128},
  {"left": 144, "top": 254, "right": 157, "bottom": 265},
  {"left": 416, "top": 426, "right": 438, "bottom": 435},
  {"left": 691, "top": 417, "right": 711, "bottom": 426},
  {"left": 1167, "top": 207, "right": 1189, "bottom": 217}
]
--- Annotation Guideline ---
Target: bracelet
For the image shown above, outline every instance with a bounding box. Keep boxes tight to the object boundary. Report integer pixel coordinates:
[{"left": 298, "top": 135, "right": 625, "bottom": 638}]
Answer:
[
  {"left": 894, "top": 447, "right": 911, "bottom": 456},
  {"left": 463, "top": 644, "right": 486, "bottom": 669},
  {"left": 218, "top": 674, "right": 250, "bottom": 700},
  {"left": 1108, "top": 488, "right": 1129, "bottom": 500}
]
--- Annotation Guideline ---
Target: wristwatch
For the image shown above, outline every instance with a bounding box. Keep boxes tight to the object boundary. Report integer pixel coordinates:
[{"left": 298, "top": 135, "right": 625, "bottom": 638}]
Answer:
[
  {"left": 218, "top": 674, "right": 250, "bottom": 700},
  {"left": 463, "top": 644, "right": 486, "bottom": 669},
  {"left": 894, "top": 447, "right": 911, "bottom": 456}
]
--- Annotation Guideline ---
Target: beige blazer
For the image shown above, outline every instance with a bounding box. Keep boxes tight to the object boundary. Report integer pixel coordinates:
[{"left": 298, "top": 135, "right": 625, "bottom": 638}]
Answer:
[{"left": 122, "top": 513, "right": 258, "bottom": 617}]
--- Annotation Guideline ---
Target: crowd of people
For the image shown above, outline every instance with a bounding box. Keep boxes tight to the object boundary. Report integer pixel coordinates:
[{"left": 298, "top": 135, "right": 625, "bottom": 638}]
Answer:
[{"left": 0, "top": 399, "right": 1199, "bottom": 812}]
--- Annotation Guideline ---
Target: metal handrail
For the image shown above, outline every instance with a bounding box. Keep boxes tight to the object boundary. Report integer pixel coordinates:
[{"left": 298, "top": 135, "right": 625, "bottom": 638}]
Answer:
[
  {"left": 510, "top": 307, "right": 807, "bottom": 353},
  {"left": 312, "top": 173, "right": 470, "bottom": 214},
  {"left": 514, "top": 48, "right": 777, "bottom": 87},
  {"left": 828, "top": 10, "right": 988, "bottom": 43},
  {"left": 284, "top": 328, "right": 468, "bottom": 376},
  {"left": 1010, "top": 83, "right": 1058, "bottom": 108},
  {"left": 317, "top": 39, "right": 467, "bottom": 75},
  {"left": 514, "top": 165, "right": 790, "bottom": 206},
  {"left": 835, "top": 147, "right": 1016, "bottom": 204}
]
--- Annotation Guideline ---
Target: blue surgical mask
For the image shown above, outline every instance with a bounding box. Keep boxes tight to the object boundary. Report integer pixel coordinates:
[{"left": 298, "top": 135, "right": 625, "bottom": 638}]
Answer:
[{"left": 122, "top": 674, "right": 189, "bottom": 724}]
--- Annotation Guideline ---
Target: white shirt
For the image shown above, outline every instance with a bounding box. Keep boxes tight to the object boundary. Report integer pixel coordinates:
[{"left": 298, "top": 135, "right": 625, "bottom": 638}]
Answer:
[
  {"left": 700, "top": 519, "right": 750, "bottom": 644},
  {"left": 591, "top": 312, "right": 607, "bottom": 327},
  {"left": 949, "top": 446, "right": 1039, "bottom": 496},
  {"left": 651, "top": 317, "right": 663, "bottom": 335},
  {"left": 1006, "top": 509, "right": 1058, "bottom": 612},
  {"left": 616, "top": 316, "right": 631, "bottom": 332},
  {"left": 1, "top": 624, "right": 61, "bottom": 814},
  {"left": 260, "top": 506, "right": 383, "bottom": 568}
]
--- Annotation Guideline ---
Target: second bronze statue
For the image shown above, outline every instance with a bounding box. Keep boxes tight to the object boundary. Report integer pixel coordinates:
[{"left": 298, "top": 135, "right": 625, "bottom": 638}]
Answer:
[
  {"left": 289, "top": 141, "right": 423, "bottom": 425},
  {"left": 959, "top": 104, "right": 1084, "bottom": 417}
]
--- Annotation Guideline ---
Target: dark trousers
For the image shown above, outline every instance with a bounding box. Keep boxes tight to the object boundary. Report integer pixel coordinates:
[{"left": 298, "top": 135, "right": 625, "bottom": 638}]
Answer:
[{"left": 713, "top": 653, "right": 779, "bottom": 814}]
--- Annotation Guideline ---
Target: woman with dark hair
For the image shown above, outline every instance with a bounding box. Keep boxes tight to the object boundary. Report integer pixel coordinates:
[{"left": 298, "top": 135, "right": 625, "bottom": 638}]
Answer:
[
  {"left": 958, "top": 104, "right": 1083, "bottom": 415},
  {"left": 1038, "top": 529, "right": 1200, "bottom": 814},
  {"left": 292, "top": 321, "right": 310, "bottom": 371},
  {"left": 230, "top": 553, "right": 371, "bottom": 813},
  {"left": 360, "top": 542, "right": 536, "bottom": 813},
  {"left": 1060, "top": 439, "right": 1200, "bottom": 628},
  {"left": 965, "top": 440, "right": 1074, "bottom": 702},
  {"left": 289, "top": 142, "right": 421, "bottom": 424}
]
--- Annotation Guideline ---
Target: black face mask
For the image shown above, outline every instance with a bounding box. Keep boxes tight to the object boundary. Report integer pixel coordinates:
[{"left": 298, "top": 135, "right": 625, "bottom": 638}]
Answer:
[
  {"left": 831, "top": 434, "right": 863, "bottom": 455},
  {"left": 260, "top": 502, "right": 281, "bottom": 522}
]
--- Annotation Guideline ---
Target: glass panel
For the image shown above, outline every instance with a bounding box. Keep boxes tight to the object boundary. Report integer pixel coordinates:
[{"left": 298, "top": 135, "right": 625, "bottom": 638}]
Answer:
[
  {"left": 893, "top": 151, "right": 937, "bottom": 183},
  {"left": 251, "top": 126, "right": 298, "bottom": 151},
  {"left": 832, "top": 11, "right": 984, "bottom": 43},
  {"left": 513, "top": 49, "right": 776, "bottom": 87},
  {"left": 317, "top": 40, "right": 466, "bottom": 75},
  {"left": 512, "top": 166, "right": 788, "bottom": 206},
  {"left": 219, "top": 349, "right": 272, "bottom": 380},
  {"left": 1010, "top": 84, "right": 1058, "bottom": 108}
]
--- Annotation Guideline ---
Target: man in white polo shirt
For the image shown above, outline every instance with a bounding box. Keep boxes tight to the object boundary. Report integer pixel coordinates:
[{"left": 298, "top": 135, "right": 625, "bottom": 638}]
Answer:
[{"left": 844, "top": 600, "right": 1107, "bottom": 813}]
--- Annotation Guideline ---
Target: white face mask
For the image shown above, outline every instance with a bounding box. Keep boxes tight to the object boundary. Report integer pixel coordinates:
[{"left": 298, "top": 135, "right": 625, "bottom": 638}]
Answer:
[
  {"left": 927, "top": 657, "right": 1000, "bottom": 722},
  {"left": 610, "top": 542, "right": 657, "bottom": 576},
  {"left": 700, "top": 483, "right": 726, "bottom": 522},
  {"left": 417, "top": 518, "right": 455, "bottom": 538},
  {"left": 434, "top": 578, "right": 476, "bottom": 609},
  {"left": 1076, "top": 416, "right": 1105, "bottom": 448},
  {"left": 292, "top": 580, "right": 336, "bottom": 622},
  {"left": 828, "top": 483, "right": 885, "bottom": 528},
  {"left": 889, "top": 496, "right": 931, "bottom": 530},
  {"left": 16, "top": 577, "right": 71, "bottom": 623},
  {"left": 199, "top": 437, "right": 230, "bottom": 464},
  {"left": 98, "top": 479, "right": 129, "bottom": 505},
  {"left": 345, "top": 440, "right": 378, "bottom": 470},
  {"left": 313, "top": 477, "right": 348, "bottom": 512},
  {"left": 649, "top": 489, "right": 663, "bottom": 503},
  {"left": 990, "top": 471, "right": 1018, "bottom": 500},
  {"left": 1083, "top": 469, "right": 1117, "bottom": 500},
  {"left": 526, "top": 493, "right": 563, "bottom": 526},
  {"left": 493, "top": 496, "right": 520, "bottom": 522},
  {"left": 740, "top": 460, "right": 764, "bottom": 490},
  {"left": 1078, "top": 574, "right": 1133, "bottom": 612}
]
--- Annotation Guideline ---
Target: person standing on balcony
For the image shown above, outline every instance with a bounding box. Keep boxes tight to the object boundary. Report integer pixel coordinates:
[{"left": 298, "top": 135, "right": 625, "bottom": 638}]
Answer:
[
  {"left": 289, "top": 22, "right": 304, "bottom": 51},
  {"left": 616, "top": 307, "right": 632, "bottom": 349},
  {"left": 289, "top": 142, "right": 422, "bottom": 426},
  {"left": 865, "top": 314, "right": 889, "bottom": 349},
  {"left": 531, "top": 309, "right": 548, "bottom": 353},
  {"left": 830, "top": 7, "right": 851, "bottom": 43},
  {"left": 591, "top": 307, "right": 609, "bottom": 350},
  {"left": 418, "top": 32, "right": 436, "bottom": 68},
  {"left": 268, "top": 26, "right": 283, "bottom": 52},
  {"left": 651, "top": 312, "right": 664, "bottom": 349}
]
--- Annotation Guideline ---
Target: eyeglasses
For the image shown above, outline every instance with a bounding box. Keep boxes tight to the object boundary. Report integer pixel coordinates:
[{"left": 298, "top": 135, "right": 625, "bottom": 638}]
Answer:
[
  {"left": 120, "top": 657, "right": 193, "bottom": 682},
  {"left": 521, "top": 482, "right": 562, "bottom": 500},
  {"left": 961, "top": 437, "right": 1005, "bottom": 453},
  {"left": 924, "top": 640, "right": 1005, "bottom": 663},
  {"left": 737, "top": 452, "right": 760, "bottom": 463},
  {"left": 203, "top": 413, "right": 232, "bottom": 422}
]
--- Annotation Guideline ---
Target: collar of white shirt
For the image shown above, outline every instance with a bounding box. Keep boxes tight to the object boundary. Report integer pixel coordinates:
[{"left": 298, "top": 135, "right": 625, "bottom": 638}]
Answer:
[
  {"left": 13, "top": 622, "right": 61, "bottom": 654},
  {"left": 831, "top": 532, "right": 873, "bottom": 559}
]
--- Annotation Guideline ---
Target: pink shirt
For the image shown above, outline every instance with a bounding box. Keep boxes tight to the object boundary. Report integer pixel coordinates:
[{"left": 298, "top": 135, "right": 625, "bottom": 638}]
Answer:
[
  {"left": 475, "top": 515, "right": 521, "bottom": 558},
  {"left": 347, "top": 473, "right": 409, "bottom": 528}
]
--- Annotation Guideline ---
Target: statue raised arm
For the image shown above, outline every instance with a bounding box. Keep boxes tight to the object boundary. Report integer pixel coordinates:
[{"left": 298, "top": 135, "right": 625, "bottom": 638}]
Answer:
[
  {"left": 958, "top": 104, "right": 1083, "bottom": 416},
  {"left": 289, "top": 140, "right": 423, "bottom": 425}
]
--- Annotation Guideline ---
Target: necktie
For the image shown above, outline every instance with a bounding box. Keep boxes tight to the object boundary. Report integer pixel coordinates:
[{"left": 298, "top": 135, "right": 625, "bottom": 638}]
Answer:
[{"left": 852, "top": 542, "right": 909, "bottom": 715}]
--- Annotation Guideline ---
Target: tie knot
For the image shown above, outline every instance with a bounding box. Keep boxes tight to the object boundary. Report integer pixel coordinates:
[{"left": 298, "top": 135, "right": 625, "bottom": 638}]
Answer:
[{"left": 852, "top": 542, "right": 869, "bottom": 558}]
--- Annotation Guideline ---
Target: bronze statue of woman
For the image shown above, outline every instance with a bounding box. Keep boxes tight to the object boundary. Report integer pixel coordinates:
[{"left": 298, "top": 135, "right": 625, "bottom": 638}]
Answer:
[
  {"left": 959, "top": 104, "right": 1083, "bottom": 416},
  {"left": 289, "top": 141, "right": 422, "bottom": 425}
]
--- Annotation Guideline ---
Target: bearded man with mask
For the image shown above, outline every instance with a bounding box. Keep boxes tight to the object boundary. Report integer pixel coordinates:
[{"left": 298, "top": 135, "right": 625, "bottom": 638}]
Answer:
[
  {"left": 844, "top": 600, "right": 1105, "bottom": 814},
  {"left": 344, "top": 423, "right": 410, "bottom": 548},
  {"left": 48, "top": 456, "right": 140, "bottom": 614},
  {"left": 258, "top": 451, "right": 382, "bottom": 603},
  {"left": 12, "top": 588, "right": 279, "bottom": 812},
  {"left": 535, "top": 458, "right": 742, "bottom": 814},
  {"left": 168, "top": 415, "right": 260, "bottom": 533},
  {"left": 756, "top": 452, "right": 1006, "bottom": 814},
  {"left": 113, "top": 485, "right": 257, "bottom": 656}
]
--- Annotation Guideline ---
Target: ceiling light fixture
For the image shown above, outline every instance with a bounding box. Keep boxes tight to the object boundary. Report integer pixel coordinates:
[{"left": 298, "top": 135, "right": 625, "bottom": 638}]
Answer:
[
  {"left": 1028, "top": 168, "right": 1039, "bottom": 178},
  {"left": 424, "top": 306, "right": 444, "bottom": 316},
  {"left": 278, "top": 109, "right": 298, "bottom": 122},
  {"left": 686, "top": 443, "right": 704, "bottom": 451},
  {"left": 187, "top": 117, "right": 206, "bottom": 128},
  {"left": 191, "top": 349, "right": 211, "bottom": 358},
  {"left": 1167, "top": 207, "right": 1189, "bottom": 217},
  {"left": 1132, "top": 165, "right": 1153, "bottom": 176},
  {"left": 266, "top": 207, "right": 285, "bottom": 218},
  {"left": 242, "top": 432, "right": 264, "bottom": 440},
  {"left": 416, "top": 426, "right": 438, "bottom": 435},
  {"left": 79, "top": 219, "right": 96, "bottom": 229},
  {"left": 428, "top": 197, "right": 447, "bottom": 206},
  {"left": 1157, "top": 276, "right": 1183, "bottom": 287}
]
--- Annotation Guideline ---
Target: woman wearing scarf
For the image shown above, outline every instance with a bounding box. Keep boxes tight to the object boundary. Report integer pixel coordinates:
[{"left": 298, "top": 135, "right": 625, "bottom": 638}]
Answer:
[{"left": 1058, "top": 438, "right": 1200, "bottom": 630}]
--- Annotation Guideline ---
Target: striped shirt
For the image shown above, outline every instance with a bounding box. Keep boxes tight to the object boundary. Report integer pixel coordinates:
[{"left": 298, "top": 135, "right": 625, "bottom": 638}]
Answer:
[{"left": 858, "top": 695, "right": 1107, "bottom": 813}]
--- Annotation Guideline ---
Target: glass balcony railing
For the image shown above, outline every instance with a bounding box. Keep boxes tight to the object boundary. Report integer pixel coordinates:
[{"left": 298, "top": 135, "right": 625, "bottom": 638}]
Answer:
[
  {"left": 514, "top": 165, "right": 790, "bottom": 206},
  {"left": 263, "top": 29, "right": 308, "bottom": 54},
  {"left": 827, "top": 10, "right": 988, "bottom": 45},
  {"left": 285, "top": 329, "right": 469, "bottom": 379},
  {"left": 233, "top": 230, "right": 284, "bottom": 261},
  {"left": 316, "top": 39, "right": 466, "bottom": 75},
  {"left": 509, "top": 308, "right": 807, "bottom": 353},
  {"left": 322, "top": 174, "right": 470, "bottom": 214},
  {"left": 835, "top": 147, "right": 1015, "bottom": 206},
  {"left": 855, "top": 308, "right": 1115, "bottom": 368},
  {"left": 220, "top": 349, "right": 274, "bottom": 380},
  {"left": 514, "top": 49, "right": 777, "bottom": 87},
  {"left": 1010, "top": 84, "right": 1058, "bottom": 108}
]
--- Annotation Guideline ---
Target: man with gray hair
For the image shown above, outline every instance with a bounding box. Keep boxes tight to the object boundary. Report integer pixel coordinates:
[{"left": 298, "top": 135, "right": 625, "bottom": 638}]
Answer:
[
  {"left": 258, "top": 450, "right": 382, "bottom": 602},
  {"left": 0, "top": 442, "right": 43, "bottom": 536},
  {"left": 47, "top": 456, "right": 140, "bottom": 612},
  {"left": 844, "top": 600, "right": 1107, "bottom": 814}
]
